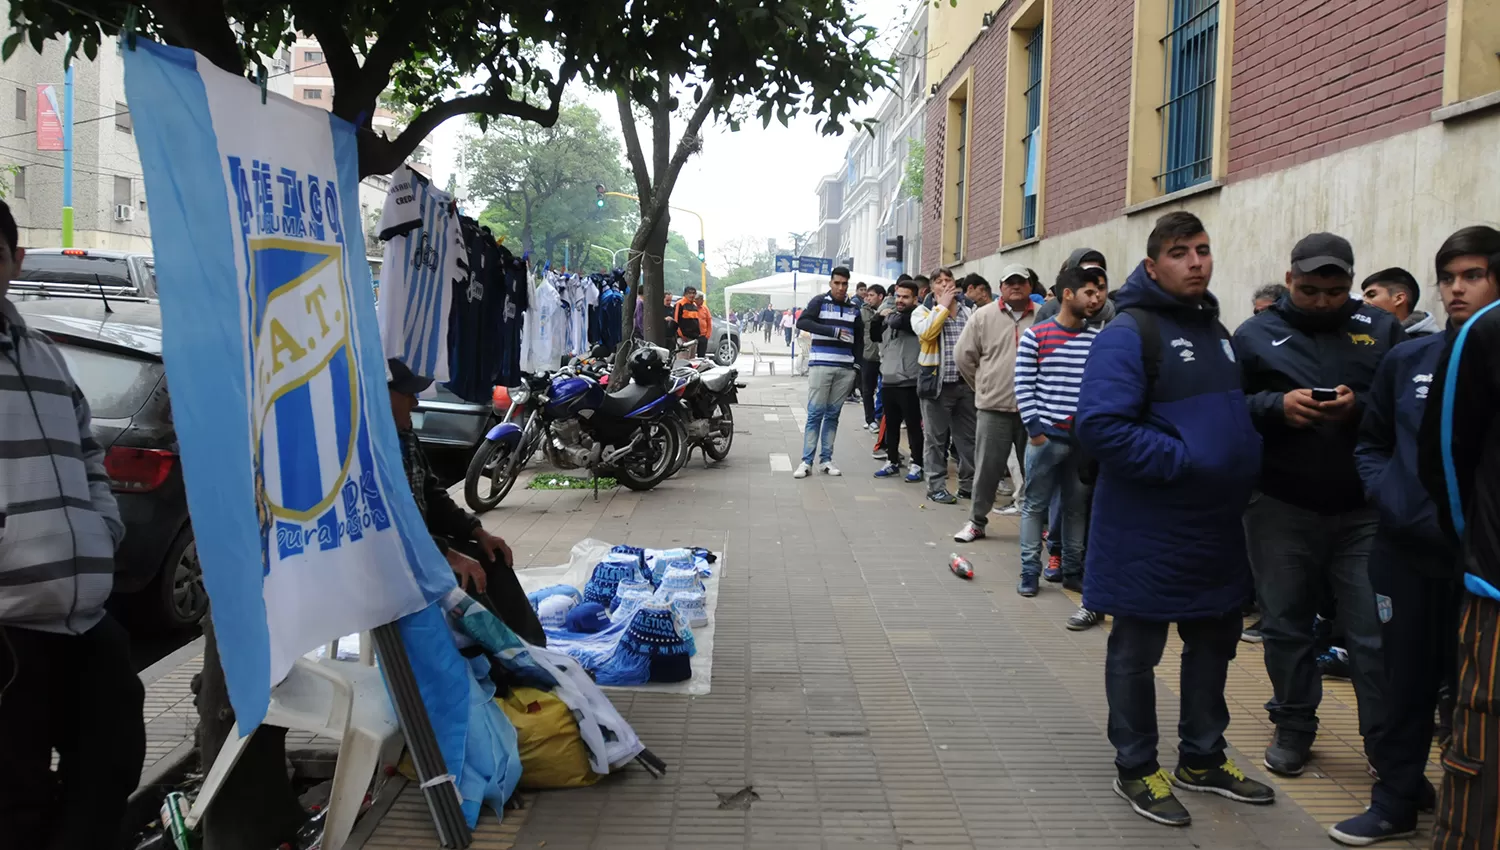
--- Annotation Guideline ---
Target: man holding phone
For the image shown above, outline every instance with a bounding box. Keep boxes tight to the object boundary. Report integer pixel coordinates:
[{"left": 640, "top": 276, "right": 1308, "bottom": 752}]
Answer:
[
  {"left": 793, "top": 267, "right": 863, "bottom": 478},
  {"left": 1232, "top": 233, "right": 1406, "bottom": 779}
]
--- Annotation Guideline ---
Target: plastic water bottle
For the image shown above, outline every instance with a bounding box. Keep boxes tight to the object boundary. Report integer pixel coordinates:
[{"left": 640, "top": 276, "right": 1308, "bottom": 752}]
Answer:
[
  {"left": 948, "top": 553, "right": 974, "bottom": 580},
  {"left": 294, "top": 808, "right": 328, "bottom": 850}
]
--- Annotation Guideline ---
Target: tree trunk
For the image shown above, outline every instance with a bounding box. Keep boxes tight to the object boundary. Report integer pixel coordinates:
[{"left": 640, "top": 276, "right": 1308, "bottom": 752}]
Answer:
[
  {"left": 194, "top": 615, "right": 307, "bottom": 849},
  {"left": 640, "top": 212, "right": 670, "bottom": 347}
]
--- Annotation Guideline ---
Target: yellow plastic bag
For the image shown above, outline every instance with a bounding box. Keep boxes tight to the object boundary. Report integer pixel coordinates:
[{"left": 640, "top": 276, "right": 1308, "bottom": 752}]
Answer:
[{"left": 499, "top": 686, "right": 601, "bottom": 789}]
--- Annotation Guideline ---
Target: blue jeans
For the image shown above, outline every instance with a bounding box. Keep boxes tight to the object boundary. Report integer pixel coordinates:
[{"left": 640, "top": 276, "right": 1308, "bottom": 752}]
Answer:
[
  {"left": 1019, "top": 438, "right": 1086, "bottom": 580},
  {"left": 802, "top": 365, "right": 857, "bottom": 465},
  {"left": 1106, "top": 612, "right": 1242, "bottom": 779}
]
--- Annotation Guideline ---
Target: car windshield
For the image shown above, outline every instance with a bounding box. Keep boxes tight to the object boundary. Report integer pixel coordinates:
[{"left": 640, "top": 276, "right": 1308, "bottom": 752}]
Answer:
[
  {"left": 54, "top": 344, "right": 161, "bottom": 419},
  {"left": 18, "top": 253, "right": 134, "bottom": 291}
]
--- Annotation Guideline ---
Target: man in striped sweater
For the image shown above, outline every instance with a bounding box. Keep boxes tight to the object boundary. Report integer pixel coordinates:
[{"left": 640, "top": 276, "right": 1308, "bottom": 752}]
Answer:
[
  {"left": 0, "top": 201, "right": 144, "bottom": 848},
  {"left": 793, "top": 267, "right": 863, "bottom": 477},
  {"left": 1014, "top": 265, "right": 1105, "bottom": 598}
]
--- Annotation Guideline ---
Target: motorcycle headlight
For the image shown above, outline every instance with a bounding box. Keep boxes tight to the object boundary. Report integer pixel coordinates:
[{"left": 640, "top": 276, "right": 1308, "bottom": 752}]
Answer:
[{"left": 509, "top": 386, "right": 531, "bottom": 405}]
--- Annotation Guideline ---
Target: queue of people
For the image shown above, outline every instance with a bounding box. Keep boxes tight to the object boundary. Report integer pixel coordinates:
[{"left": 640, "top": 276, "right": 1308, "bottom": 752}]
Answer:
[{"left": 787, "top": 213, "right": 1500, "bottom": 844}]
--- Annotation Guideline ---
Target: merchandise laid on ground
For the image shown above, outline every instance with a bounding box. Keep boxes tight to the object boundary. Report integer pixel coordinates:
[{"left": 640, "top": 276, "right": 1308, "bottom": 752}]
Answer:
[{"left": 518, "top": 539, "right": 723, "bottom": 695}]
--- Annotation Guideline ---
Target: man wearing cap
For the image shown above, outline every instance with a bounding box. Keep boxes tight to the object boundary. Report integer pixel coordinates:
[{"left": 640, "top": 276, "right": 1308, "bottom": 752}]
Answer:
[
  {"left": 387, "top": 358, "right": 545, "bottom": 644},
  {"left": 1036, "top": 248, "right": 1117, "bottom": 327},
  {"left": 953, "top": 264, "right": 1036, "bottom": 541},
  {"left": 1232, "top": 233, "right": 1405, "bottom": 778}
]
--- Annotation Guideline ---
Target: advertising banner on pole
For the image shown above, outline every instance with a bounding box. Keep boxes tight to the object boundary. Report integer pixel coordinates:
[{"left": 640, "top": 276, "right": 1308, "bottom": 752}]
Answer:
[
  {"left": 120, "top": 40, "right": 461, "bottom": 737},
  {"left": 35, "top": 84, "right": 62, "bottom": 151}
]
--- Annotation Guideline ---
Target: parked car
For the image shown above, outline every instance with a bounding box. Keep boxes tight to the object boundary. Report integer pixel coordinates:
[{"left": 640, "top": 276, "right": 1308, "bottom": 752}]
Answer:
[
  {"left": 709, "top": 321, "right": 740, "bottom": 366},
  {"left": 11, "top": 248, "right": 157, "bottom": 302},
  {"left": 14, "top": 299, "right": 205, "bottom": 631}
]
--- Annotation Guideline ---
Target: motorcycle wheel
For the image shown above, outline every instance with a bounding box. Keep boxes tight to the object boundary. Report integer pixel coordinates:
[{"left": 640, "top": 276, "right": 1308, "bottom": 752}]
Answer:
[
  {"left": 702, "top": 400, "right": 735, "bottom": 461},
  {"left": 616, "top": 419, "right": 679, "bottom": 492},
  {"left": 667, "top": 411, "right": 692, "bottom": 477},
  {"left": 464, "top": 437, "right": 521, "bottom": 512}
]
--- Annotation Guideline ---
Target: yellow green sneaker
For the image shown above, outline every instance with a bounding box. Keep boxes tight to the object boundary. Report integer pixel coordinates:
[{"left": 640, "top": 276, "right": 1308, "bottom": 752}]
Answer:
[
  {"left": 1172, "top": 758, "right": 1276, "bottom": 804},
  {"left": 1114, "top": 769, "right": 1191, "bottom": 826}
]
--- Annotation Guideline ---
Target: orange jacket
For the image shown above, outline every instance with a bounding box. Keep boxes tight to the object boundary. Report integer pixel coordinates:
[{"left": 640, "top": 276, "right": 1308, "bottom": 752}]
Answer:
[{"left": 674, "top": 299, "right": 705, "bottom": 339}]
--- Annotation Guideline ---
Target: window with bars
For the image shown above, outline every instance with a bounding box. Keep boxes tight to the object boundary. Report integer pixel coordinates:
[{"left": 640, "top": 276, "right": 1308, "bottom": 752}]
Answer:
[
  {"left": 1159, "top": 0, "right": 1218, "bottom": 194},
  {"left": 952, "top": 100, "right": 967, "bottom": 262},
  {"left": 14, "top": 87, "right": 25, "bottom": 121},
  {"left": 1020, "top": 23, "right": 1045, "bottom": 240}
]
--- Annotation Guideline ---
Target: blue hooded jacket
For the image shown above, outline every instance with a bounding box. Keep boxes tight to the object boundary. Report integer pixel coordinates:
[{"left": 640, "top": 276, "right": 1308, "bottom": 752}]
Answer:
[
  {"left": 1077, "top": 263, "right": 1261, "bottom": 620},
  {"left": 1354, "top": 330, "right": 1456, "bottom": 567}
]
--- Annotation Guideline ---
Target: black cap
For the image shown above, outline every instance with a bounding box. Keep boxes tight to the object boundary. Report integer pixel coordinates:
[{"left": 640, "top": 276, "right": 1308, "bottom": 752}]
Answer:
[
  {"left": 1291, "top": 232, "right": 1355, "bottom": 276},
  {"left": 386, "top": 357, "right": 433, "bottom": 395},
  {"left": 1064, "top": 247, "right": 1107, "bottom": 272}
]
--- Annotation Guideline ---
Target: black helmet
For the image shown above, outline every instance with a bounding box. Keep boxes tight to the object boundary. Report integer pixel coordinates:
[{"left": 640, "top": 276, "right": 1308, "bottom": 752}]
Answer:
[{"left": 628, "top": 344, "right": 670, "bottom": 384}]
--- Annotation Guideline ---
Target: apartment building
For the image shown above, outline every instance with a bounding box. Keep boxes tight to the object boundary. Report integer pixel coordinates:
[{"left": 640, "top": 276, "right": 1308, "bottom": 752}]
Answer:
[
  {"left": 805, "top": 3, "right": 928, "bottom": 279},
  {"left": 921, "top": 0, "right": 1500, "bottom": 325},
  {"left": 0, "top": 31, "right": 292, "bottom": 250}
]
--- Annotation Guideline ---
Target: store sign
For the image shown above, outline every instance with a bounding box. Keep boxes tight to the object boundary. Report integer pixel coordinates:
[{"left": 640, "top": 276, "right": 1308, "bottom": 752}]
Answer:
[
  {"left": 122, "top": 40, "right": 457, "bottom": 731},
  {"left": 36, "top": 84, "right": 62, "bottom": 151}
]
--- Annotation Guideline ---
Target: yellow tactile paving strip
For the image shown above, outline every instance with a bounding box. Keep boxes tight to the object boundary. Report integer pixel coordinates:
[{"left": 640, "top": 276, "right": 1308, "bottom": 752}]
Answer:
[{"left": 1065, "top": 587, "right": 1443, "bottom": 848}]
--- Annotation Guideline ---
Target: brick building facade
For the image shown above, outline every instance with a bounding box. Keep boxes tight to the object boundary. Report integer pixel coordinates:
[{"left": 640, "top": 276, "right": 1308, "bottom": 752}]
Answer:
[{"left": 920, "top": 0, "right": 1500, "bottom": 325}]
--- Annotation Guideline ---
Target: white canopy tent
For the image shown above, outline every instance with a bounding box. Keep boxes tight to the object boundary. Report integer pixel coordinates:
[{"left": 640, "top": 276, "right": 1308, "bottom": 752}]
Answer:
[{"left": 720, "top": 271, "right": 902, "bottom": 314}]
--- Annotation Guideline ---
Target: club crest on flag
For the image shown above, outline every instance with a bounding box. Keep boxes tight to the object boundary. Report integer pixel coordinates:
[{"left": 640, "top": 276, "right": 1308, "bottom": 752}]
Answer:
[{"left": 249, "top": 241, "right": 358, "bottom": 523}]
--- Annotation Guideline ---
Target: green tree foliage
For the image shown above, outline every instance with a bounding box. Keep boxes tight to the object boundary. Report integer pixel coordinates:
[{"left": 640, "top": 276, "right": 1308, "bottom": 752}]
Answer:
[
  {"left": 6, "top": 0, "right": 890, "bottom": 178},
  {"left": 459, "top": 102, "right": 628, "bottom": 266},
  {"left": 904, "top": 138, "right": 925, "bottom": 200}
]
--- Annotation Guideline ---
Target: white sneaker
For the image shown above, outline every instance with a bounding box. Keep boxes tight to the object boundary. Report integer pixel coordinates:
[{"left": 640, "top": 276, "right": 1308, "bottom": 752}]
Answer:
[
  {"left": 793, "top": 462, "right": 811, "bottom": 479},
  {"left": 953, "top": 521, "right": 985, "bottom": 543},
  {"left": 994, "top": 504, "right": 1021, "bottom": 516},
  {"left": 821, "top": 463, "right": 842, "bottom": 476},
  {"left": 998, "top": 478, "right": 1015, "bottom": 497}
]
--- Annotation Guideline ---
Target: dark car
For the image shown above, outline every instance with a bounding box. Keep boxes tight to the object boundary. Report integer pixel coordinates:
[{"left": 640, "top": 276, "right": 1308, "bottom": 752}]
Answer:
[
  {"left": 11, "top": 248, "right": 157, "bottom": 301},
  {"left": 14, "top": 299, "right": 205, "bottom": 631}
]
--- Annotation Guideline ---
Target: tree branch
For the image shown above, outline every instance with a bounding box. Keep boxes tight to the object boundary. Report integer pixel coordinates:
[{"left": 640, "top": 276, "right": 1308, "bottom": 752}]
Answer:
[
  {"left": 144, "top": 0, "right": 241, "bottom": 74},
  {"left": 300, "top": 11, "right": 366, "bottom": 122},
  {"left": 359, "top": 59, "right": 578, "bottom": 178},
  {"left": 637, "top": 82, "right": 718, "bottom": 240},
  {"left": 650, "top": 76, "right": 670, "bottom": 189},
  {"left": 615, "top": 88, "right": 652, "bottom": 201}
]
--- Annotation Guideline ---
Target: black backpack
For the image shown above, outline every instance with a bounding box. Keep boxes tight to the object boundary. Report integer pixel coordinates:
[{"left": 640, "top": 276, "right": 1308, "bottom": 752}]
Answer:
[{"left": 1076, "top": 307, "right": 1231, "bottom": 485}]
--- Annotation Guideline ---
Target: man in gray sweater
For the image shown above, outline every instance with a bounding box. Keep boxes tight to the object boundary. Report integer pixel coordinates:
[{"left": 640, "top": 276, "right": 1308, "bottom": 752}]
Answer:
[
  {"left": 870, "top": 279, "right": 924, "bottom": 482},
  {"left": 0, "top": 201, "right": 143, "bottom": 848}
]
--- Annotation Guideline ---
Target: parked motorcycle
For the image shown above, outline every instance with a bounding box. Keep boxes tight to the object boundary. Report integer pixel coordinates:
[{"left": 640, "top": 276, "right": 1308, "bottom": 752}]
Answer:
[
  {"left": 668, "top": 362, "right": 742, "bottom": 472},
  {"left": 463, "top": 346, "right": 686, "bottom": 511}
]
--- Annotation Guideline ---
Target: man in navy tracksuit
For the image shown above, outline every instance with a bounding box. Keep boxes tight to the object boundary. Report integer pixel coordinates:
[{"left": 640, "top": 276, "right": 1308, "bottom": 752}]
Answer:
[
  {"left": 1078, "top": 212, "right": 1274, "bottom": 826},
  {"left": 1234, "top": 233, "right": 1406, "bottom": 779},
  {"left": 1330, "top": 226, "right": 1500, "bottom": 845}
]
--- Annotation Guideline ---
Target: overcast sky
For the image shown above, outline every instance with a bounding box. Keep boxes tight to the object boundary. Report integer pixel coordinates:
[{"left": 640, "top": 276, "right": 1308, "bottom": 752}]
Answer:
[{"left": 429, "top": 0, "right": 911, "bottom": 275}]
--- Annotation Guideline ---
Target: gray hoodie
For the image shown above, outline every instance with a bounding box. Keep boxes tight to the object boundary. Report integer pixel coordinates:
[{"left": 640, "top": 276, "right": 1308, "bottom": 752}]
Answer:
[
  {"left": 872, "top": 300, "right": 921, "bottom": 386},
  {"left": 1403, "top": 310, "right": 1439, "bottom": 336}
]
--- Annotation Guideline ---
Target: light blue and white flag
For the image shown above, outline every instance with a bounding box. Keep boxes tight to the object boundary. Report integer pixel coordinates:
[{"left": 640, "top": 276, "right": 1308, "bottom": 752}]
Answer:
[{"left": 121, "top": 41, "right": 458, "bottom": 732}]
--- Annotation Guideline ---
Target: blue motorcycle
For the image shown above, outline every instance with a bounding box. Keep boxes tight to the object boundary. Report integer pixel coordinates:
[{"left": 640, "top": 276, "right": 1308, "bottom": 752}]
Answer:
[{"left": 463, "top": 345, "right": 686, "bottom": 511}]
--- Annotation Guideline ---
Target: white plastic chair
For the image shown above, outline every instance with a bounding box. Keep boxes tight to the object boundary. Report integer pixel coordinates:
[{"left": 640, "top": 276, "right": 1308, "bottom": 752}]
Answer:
[
  {"left": 748, "top": 340, "right": 776, "bottom": 376},
  {"left": 187, "top": 634, "right": 403, "bottom": 850}
]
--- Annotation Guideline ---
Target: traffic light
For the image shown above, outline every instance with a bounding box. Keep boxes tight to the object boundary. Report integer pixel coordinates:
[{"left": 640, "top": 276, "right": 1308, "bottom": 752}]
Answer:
[
  {"left": 595, "top": 183, "right": 606, "bottom": 208},
  {"left": 697, "top": 239, "right": 706, "bottom": 262},
  {"left": 884, "top": 235, "right": 905, "bottom": 264}
]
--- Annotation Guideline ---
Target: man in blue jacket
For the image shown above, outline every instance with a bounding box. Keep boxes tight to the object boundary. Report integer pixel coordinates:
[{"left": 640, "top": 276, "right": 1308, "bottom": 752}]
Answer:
[
  {"left": 1077, "top": 212, "right": 1274, "bottom": 826},
  {"left": 1234, "top": 233, "right": 1407, "bottom": 780},
  {"left": 1334, "top": 226, "right": 1500, "bottom": 846}
]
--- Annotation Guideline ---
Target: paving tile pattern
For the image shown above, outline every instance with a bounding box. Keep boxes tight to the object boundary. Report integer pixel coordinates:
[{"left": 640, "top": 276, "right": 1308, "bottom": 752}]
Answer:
[{"left": 354, "top": 367, "right": 1446, "bottom": 849}]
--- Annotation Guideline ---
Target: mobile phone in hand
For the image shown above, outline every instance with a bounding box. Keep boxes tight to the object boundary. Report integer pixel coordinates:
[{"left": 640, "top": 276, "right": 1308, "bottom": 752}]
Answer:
[{"left": 1311, "top": 387, "right": 1338, "bottom": 402}]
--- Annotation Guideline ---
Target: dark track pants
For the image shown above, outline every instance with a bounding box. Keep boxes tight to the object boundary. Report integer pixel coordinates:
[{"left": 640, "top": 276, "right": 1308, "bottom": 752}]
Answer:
[
  {"left": 881, "top": 384, "right": 923, "bottom": 467},
  {"left": 0, "top": 614, "right": 145, "bottom": 850}
]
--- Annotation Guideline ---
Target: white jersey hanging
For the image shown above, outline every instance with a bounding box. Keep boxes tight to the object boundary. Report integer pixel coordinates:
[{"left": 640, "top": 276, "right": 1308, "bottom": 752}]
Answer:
[{"left": 377, "top": 165, "right": 464, "bottom": 382}]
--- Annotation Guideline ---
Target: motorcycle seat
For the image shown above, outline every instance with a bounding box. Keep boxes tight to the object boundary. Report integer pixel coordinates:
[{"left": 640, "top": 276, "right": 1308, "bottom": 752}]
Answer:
[
  {"left": 700, "top": 367, "right": 736, "bottom": 393},
  {"left": 599, "top": 382, "right": 665, "bottom": 418}
]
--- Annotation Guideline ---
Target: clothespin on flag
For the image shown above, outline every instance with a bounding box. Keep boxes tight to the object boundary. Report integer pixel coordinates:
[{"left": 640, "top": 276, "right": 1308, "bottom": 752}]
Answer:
[{"left": 120, "top": 6, "right": 139, "bottom": 51}]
